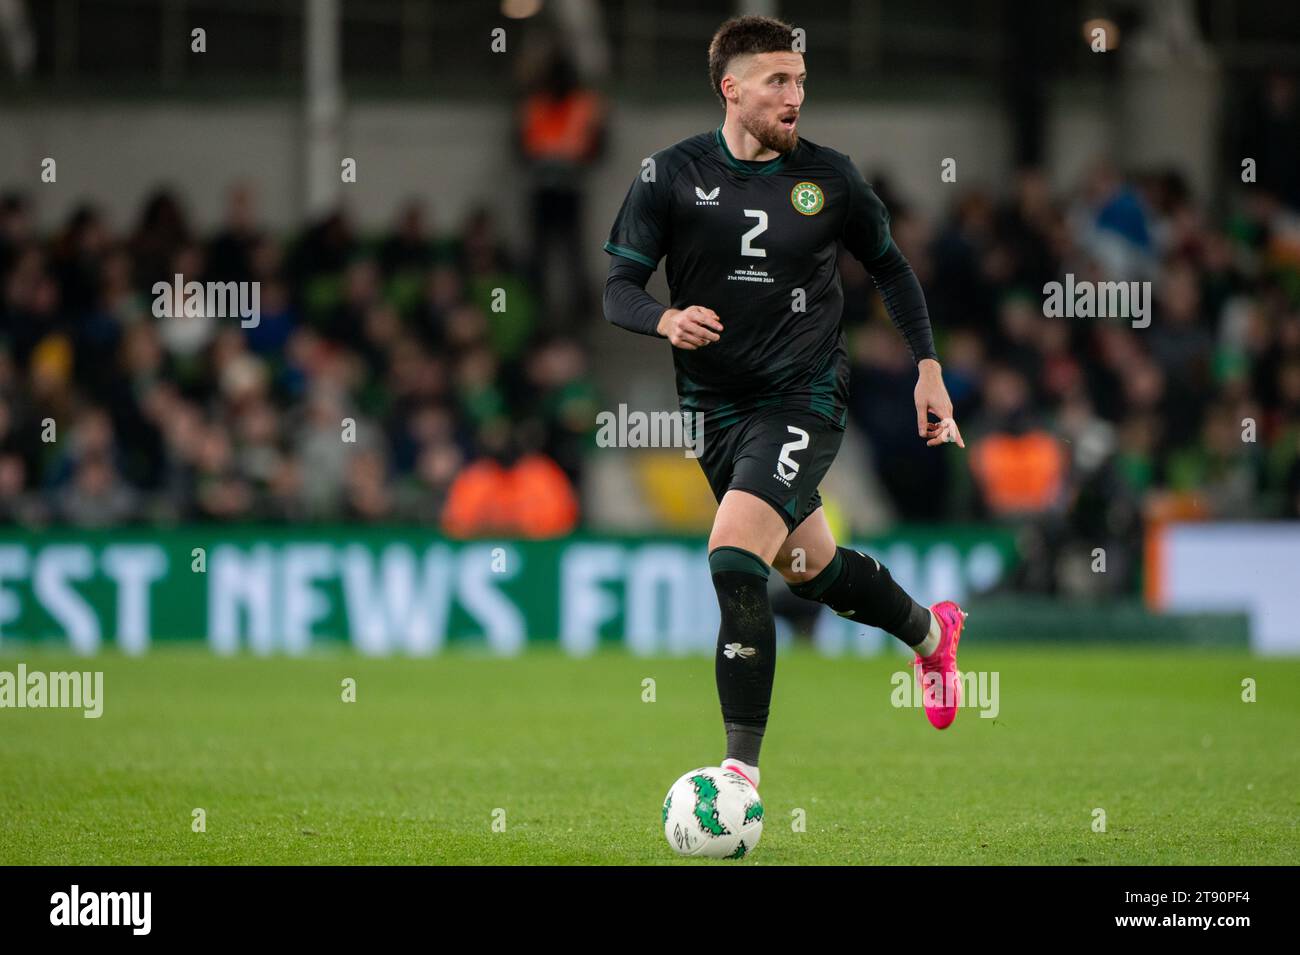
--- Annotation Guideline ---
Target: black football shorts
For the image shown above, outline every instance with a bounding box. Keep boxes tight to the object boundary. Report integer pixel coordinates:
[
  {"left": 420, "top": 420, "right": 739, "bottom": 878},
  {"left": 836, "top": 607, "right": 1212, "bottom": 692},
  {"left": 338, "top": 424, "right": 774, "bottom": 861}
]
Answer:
[{"left": 693, "top": 405, "right": 845, "bottom": 533}]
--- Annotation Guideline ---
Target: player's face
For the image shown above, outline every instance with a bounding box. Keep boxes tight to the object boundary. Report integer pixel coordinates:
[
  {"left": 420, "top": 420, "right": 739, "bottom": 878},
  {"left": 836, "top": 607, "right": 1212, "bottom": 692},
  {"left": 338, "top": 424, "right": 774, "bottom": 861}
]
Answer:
[{"left": 732, "top": 51, "right": 806, "bottom": 154}]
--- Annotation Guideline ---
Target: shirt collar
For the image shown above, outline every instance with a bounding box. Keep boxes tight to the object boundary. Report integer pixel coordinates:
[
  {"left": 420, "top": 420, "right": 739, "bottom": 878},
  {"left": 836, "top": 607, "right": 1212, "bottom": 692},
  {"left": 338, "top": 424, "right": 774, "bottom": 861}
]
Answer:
[{"left": 714, "top": 124, "right": 791, "bottom": 175}]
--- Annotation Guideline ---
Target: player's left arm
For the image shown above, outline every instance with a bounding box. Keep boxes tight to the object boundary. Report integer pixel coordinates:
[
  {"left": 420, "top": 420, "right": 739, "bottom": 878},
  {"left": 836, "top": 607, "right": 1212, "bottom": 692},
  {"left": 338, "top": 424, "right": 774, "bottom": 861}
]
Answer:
[
  {"left": 840, "top": 162, "right": 964, "bottom": 448},
  {"left": 865, "top": 241, "right": 964, "bottom": 448}
]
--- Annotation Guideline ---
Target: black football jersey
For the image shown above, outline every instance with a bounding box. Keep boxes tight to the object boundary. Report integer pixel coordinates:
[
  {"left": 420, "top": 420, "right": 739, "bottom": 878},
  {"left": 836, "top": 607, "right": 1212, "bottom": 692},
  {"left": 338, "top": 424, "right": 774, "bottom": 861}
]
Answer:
[{"left": 604, "top": 125, "right": 893, "bottom": 427}]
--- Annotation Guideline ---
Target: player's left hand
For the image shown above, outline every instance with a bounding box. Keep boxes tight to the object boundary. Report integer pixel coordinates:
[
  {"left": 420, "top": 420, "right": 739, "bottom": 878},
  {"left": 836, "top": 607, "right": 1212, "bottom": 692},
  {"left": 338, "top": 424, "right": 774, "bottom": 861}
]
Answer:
[{"left": 914, "top": 359, "right": 965, "bottom": 448}]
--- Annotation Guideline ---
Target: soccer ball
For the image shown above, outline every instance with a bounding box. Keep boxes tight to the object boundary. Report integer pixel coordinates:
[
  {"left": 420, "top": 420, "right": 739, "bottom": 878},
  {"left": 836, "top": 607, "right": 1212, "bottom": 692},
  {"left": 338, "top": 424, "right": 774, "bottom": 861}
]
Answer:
[{"left": 662, "top": 766, "right": 764, "bottom": 859}]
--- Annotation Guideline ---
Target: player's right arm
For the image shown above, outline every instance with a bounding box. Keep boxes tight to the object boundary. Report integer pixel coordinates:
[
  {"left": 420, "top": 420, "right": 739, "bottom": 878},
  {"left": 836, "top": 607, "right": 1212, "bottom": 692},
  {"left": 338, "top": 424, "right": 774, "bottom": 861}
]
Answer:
[
  {"left": 603, "top": 256, "right": 722, "bottom": 348},
  {"left": 601, "top": 150, "right": 723, "bottom": 349}
]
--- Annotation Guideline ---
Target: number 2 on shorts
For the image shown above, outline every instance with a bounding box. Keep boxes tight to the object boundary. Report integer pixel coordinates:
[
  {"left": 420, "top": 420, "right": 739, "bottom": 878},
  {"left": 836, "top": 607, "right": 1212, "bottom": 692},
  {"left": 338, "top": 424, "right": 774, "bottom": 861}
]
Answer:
[{"left": 776, "top": 426, "right": 809, "bottom": 481}]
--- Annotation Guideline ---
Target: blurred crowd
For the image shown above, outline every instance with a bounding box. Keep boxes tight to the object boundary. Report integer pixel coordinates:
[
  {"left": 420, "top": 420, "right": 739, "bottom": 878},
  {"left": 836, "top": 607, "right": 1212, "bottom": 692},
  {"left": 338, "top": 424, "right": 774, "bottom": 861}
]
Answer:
[
  {"left": 0, "top": 186, "right": 597, "bottom": 532},
  {"left": 842, "top": 162, "right": 1300, "bottom": 592},
  {"left": 3, "top": 151, "right": 1300, "bottom": 580}
]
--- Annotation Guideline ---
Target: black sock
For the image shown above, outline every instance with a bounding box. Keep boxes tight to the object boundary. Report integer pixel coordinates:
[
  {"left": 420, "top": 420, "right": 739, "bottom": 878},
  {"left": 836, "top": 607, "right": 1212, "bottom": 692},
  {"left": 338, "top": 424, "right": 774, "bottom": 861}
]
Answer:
[
  {"left": 710, "top": 546, "right": 776, "bottom": 767},
  {"left": 789, "top": 547, "right": 931, "bottom": 647}
]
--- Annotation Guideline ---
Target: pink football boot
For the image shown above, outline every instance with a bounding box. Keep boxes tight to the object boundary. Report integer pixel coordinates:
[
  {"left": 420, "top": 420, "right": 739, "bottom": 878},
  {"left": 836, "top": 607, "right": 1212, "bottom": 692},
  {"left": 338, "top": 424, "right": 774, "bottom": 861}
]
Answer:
[{"left": 914, "top": 601, "right": 967, "bottom": 730}]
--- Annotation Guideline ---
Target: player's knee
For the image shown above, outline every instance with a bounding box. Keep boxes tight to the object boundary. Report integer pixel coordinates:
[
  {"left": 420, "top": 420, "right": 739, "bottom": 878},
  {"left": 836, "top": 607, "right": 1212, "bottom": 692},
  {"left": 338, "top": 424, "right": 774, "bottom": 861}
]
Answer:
[
  {"left": 771, "top": 550, "right": 796, "bottom": 580},
  {"left": 774, "top": 560, "right": 816, "bottom": 586},
  {"left": 773, "top": 548, "right": 832, "bottom": 586}
]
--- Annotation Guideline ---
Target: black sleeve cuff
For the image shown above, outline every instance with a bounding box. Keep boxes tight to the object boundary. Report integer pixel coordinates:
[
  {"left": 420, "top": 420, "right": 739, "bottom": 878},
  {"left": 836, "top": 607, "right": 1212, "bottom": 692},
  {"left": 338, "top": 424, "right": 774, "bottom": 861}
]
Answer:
[{"left": 603, "top": 254, "right": 667, "bottom": 338}]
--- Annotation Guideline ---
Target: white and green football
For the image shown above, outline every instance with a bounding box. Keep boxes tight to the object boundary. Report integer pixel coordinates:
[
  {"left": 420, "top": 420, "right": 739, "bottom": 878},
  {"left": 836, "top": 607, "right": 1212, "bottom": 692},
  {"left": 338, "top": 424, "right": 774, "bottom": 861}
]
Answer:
[{"left": 662, "top": 766, "right": 764, "bottom": 859}]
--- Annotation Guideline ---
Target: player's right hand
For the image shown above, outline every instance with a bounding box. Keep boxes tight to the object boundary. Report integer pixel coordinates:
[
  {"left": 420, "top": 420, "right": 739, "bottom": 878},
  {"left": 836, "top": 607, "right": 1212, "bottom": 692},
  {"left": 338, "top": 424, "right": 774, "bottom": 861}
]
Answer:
[{"left": 657, "top": 306, "right": 723, "bottom": 350}]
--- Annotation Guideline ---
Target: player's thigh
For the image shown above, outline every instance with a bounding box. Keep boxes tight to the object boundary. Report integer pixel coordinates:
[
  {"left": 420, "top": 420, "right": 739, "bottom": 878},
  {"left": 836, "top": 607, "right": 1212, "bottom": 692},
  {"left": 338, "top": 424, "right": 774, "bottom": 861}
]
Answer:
[
  {"left": 693, "top": 414, "right": 743, "bottom": 504},
  {"left": 708, "top": 488, "right": 791, "bottom": 564},
  {"left": 727, "top": 407, "right": 844, "bottom": 536},
  {"left": 696, "top": 417, "right": 788, "bottom": 563},
  {"left": 772, "top": 507, "right": 838, "bottom": 584}
]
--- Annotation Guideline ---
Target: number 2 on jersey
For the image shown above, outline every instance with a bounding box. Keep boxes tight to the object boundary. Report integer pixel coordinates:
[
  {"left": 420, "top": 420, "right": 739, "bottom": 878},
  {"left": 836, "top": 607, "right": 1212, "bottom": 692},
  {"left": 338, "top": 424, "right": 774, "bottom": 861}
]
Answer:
[{"left": 741, "top": 209, "right": 768, "bottom": 258}]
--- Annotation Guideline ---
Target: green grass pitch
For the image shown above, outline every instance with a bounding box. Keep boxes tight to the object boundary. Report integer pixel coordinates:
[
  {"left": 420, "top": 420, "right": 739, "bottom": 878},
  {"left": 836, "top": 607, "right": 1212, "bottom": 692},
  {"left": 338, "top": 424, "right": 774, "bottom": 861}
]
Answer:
[{"left": 2, "top": 644, "right": 1297, "bottom": 864}]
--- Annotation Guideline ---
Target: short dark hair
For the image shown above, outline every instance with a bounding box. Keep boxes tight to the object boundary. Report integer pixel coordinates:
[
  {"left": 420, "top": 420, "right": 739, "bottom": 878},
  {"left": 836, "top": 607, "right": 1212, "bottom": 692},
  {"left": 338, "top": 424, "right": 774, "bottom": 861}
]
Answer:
[{"left": 707, "top": 15, "right": 797, "bottom": 107}]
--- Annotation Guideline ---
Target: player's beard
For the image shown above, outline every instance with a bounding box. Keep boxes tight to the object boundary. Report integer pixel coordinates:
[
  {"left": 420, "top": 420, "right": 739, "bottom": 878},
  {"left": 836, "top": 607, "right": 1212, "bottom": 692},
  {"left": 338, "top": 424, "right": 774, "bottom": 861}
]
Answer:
[{"left": 739, "top": 105, "right": 797, "bottom": 155}]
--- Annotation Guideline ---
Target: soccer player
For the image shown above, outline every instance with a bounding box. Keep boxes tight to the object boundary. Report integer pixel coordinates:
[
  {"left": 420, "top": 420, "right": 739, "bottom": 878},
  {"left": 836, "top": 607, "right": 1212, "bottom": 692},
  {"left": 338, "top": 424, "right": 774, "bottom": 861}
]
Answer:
[{"left": 602, "top": 15, "right": 967, "bottom": 790}]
